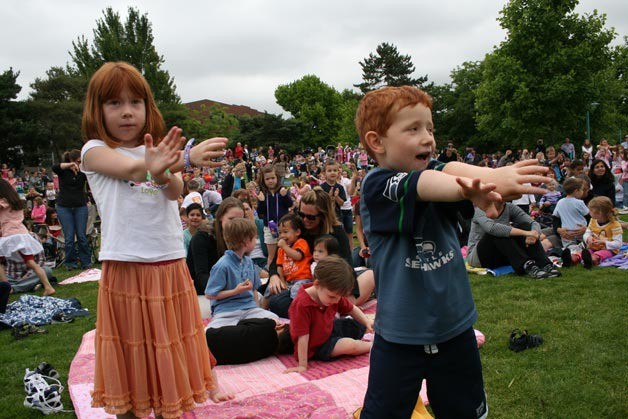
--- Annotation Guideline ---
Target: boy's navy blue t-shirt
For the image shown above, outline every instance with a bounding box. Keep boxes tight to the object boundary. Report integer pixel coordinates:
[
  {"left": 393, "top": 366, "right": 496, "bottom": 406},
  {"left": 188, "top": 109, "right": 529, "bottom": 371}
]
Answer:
[{"left": 361, "top": 162, "right": 477, "bottom": 345}]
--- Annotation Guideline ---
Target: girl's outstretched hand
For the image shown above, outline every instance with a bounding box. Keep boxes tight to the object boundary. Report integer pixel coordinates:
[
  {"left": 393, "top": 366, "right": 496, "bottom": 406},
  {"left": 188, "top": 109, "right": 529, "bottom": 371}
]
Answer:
[
  {"left": 145, "top": 126, "right": 185, "bottom": 176},
  {"left": 190, "top": 137, "right": 228, "bottom": 168},
  {"left": 485, "top": 159, "right": 551, "bottom": 200},
  {"left": 456, "top": 177, "right": 501, "bottom": 219}
]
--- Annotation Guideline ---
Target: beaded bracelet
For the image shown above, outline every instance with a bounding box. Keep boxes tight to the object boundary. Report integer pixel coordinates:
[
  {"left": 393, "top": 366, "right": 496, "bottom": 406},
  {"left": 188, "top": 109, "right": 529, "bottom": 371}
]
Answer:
[
  {"left": 147, "top": 169, "right": 171, "bottom": 190},
  {"left": 184, "top": 138, "right": 195, "bottom": 171}
]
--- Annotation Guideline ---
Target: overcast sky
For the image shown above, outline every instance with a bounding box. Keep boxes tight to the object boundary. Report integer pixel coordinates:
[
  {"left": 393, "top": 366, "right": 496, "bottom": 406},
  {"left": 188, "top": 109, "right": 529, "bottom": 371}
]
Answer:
[{"left": 2, "top": 0, "right": 626, "bottom": 115}]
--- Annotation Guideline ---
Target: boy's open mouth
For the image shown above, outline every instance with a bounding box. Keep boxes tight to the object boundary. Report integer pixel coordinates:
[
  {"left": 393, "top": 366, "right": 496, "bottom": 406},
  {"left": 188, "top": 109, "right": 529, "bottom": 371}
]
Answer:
[{"left": 415, "top": 152, "right": 431, "bottom": 160}]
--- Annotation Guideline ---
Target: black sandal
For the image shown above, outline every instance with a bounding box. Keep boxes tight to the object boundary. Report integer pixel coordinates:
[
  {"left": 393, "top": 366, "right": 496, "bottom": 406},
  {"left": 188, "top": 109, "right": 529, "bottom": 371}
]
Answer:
[{"left": 509, "top": 329, "right": 543, "bottom": 352}]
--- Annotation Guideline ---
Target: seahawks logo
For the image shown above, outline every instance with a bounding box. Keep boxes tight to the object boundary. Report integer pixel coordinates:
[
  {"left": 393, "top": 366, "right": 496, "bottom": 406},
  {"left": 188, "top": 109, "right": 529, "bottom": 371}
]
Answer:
[{"left": 383, "top": 173, "right": 408, "bottom": 202}]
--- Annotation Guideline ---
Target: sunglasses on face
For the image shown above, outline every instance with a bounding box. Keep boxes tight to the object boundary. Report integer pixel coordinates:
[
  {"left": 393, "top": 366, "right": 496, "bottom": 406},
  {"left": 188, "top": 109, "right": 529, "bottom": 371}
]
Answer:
[{"left": 297, "top": 211, "right": 320, "bottom": 221}]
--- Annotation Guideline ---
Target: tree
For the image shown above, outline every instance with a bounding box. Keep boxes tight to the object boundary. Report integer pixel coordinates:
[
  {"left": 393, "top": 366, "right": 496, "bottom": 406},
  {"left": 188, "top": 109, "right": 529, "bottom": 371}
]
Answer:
[
  {"left": 428, "top": 61, "right": 483, "bottom": 147},
  {"left": 70, "top": 7, "right": 179, "bottom": 104},
  {"left": 475, "top": 0, "right": 618, "bottom": 150},
  {"left": 25, "top": 67, "right": 87, "bottom": 163},
  {"left": 275, "top": 75, "right": 343, "bottom": 147},
  {"left": 235, "top": 113, "right": 305, "bottom": 153},
  {"left": 0, "top": 68, "right": 27, "bottom": 166},
  {"left": 354, "top": 42, "right": 427, "bottom": 94},
  {"left": 334, "top": 89, "right": 361, "bottom": 145}
]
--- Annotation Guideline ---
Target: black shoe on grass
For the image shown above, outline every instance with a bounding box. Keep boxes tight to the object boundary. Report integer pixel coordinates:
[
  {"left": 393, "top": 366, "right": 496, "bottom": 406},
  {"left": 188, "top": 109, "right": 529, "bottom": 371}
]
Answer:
[
  {"left": 582, "top": 250, "right": 593, "bottom": 269},
  {"left": 524, "top": 263, "right": 549, "bottom": 279},
  {"left": 542, "top": 264, "right": 562, "bottom": 278},
  {"left": 509, "top": 329, "right": 543, "bottom": 352},
  {"left": 561, "top": 248, "right": 572, "bottom": 267}
]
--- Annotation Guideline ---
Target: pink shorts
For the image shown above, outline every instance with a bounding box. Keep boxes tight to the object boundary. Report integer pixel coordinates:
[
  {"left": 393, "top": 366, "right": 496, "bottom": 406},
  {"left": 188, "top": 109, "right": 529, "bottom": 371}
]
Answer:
[{"left": 589, "top": 249, "right": 614, "bottom": 262}]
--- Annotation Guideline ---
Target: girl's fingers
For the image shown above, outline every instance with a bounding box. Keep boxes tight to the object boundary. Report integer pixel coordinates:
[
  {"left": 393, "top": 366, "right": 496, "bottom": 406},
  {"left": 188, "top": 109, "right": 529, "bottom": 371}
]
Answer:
[{"left": 144, "top": 134, "right": 154, "bottom": 148}]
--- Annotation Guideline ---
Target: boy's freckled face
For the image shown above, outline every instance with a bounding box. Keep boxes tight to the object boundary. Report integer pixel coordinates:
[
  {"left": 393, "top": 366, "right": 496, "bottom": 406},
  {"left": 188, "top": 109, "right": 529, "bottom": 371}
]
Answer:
[{"left": 379, "top": 103, "right": 436, "bottom": 172}]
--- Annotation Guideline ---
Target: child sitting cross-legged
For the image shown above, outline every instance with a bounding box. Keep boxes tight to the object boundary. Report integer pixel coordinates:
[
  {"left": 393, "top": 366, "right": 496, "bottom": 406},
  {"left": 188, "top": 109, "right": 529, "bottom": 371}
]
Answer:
[
  {"left": 284, "top": 256, "right": 373, "bottom": 374},
  {"left": 205, "top": 218, "right": 278, "bottom": 328}
]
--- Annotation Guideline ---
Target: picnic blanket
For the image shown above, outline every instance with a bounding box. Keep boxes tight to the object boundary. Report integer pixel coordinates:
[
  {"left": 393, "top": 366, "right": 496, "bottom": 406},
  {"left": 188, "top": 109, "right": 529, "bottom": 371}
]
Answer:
[
  {"left": 68, "top": 300, "right": 484, "bottom": 418},
  {"left": 59, "top": 268, "right": 102, "bottom": 285},
  {"left": 69, "top": 300, "right": 378, "bottom": 418}
]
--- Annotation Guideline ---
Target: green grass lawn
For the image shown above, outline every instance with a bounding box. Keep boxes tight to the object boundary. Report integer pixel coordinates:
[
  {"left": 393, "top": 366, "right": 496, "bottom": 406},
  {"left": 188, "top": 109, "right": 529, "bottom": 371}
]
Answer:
[{"left": 1, "top": 244, "right": 627, "bottom": 417}]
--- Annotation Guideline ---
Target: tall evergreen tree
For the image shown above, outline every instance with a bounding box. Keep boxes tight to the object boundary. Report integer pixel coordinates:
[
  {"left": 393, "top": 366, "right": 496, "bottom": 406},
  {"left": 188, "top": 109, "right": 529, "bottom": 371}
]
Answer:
[
  {"left": 70, "top": 7, "right": 179, "bottom": 104},
  {"left": 354, "top": 42, "right": 427, "bottom": 93}
]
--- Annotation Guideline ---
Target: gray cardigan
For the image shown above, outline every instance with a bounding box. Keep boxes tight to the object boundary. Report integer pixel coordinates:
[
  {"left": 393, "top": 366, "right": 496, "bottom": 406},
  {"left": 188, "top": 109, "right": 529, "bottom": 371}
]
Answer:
[{"left": 466, "top": 203, "right": 542, "bottom": 267}]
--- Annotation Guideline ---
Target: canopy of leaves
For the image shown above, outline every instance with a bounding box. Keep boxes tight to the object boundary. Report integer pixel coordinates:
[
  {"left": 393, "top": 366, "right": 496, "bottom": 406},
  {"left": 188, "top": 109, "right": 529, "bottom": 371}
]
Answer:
[
  {"left": 70, "top": 7, "right": 179, "bottom": 104},
  {"left": 354, "top": 42, "right": 427, "bottom": 94},
  {"left": 235, "top": 113, "right": 306, "bottom": 154},
  {"left": 275, "top": 75, "right": 343, "bottom": 148},
  {"left": 474, "top": 0, "right": 618, "bottom": 150}
]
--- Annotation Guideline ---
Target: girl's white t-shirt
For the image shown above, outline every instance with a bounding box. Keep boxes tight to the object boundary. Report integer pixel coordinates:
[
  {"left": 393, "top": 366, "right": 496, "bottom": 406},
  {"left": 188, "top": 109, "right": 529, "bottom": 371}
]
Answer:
[{"left": 81, "top": 140, "right": 185, "bottom": 262}]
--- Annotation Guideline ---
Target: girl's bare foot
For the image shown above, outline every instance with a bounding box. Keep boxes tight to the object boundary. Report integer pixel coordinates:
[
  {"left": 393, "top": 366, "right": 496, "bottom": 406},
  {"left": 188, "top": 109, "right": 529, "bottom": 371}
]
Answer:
[
  {"left": 209, "top": 389, "right": 235, "bottom": 403},
  {"left": 43, "top": 288, "right": 56, "bottom": 296}
]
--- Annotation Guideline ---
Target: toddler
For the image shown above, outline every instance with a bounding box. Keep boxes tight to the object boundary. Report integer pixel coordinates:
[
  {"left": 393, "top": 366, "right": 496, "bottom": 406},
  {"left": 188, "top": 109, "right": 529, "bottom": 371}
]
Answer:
[
  {"left": 284, "top": 256, "right": 373, "bottom": 373},
  {"left": 264, "top": 212, "right": 312, "bottom": 307}
]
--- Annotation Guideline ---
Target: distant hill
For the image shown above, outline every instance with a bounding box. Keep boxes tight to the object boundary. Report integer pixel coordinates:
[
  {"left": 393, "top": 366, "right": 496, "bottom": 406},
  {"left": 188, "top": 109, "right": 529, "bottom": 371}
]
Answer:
[{"left": 184, "top": 99, "right": 265, "bottom": 118}]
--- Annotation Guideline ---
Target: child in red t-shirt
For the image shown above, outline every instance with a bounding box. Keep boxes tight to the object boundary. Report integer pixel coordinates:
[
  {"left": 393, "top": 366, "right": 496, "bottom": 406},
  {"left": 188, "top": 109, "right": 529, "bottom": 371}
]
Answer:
[{"left": 284, "top": 256, "right": 373, "bottom": 373}]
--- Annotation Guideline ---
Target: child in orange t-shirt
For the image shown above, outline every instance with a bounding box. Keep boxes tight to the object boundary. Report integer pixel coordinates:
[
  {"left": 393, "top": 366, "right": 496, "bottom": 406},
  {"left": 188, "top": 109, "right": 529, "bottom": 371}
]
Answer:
[{"left": 273, "top": 212, "right": 313, "bottom": 301}]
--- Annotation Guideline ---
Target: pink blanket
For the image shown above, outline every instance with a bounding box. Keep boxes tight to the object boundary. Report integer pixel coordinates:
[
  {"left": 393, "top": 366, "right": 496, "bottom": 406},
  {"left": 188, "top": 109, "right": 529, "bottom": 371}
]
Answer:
[
  {"left": 68, "top": 300, "right": 483, "bottom": 418},
  {"left": 59, "top": 268, "right": 101, "bottom": 285},
  {"left": 69, "top": 301, "right": 379, "bottom": 418}
]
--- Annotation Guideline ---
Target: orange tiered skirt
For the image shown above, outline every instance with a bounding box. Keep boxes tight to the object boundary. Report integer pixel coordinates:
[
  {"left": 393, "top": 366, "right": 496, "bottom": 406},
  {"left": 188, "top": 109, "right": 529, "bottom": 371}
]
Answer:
[{"left": 92, "top": 259, "right": 215, "bottom": 418}]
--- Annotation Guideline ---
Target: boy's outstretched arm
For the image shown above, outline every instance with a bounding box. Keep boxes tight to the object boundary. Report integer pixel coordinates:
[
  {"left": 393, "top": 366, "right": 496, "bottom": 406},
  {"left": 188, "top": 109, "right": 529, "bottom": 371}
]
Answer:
[
  {"left": 284, "top": 334, "right": 309, "bottom": 373},
  {"left": 442, "top": 159, "right": 550, "bottom": 201},
  {"left": 417, "top": 170, "right": 501, "bottom": 218}
]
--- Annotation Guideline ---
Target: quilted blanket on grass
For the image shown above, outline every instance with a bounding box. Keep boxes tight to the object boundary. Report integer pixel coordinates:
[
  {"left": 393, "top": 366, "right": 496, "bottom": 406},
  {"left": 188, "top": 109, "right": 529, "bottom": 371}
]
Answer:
[
  {"left": 69, "top": 300, "right": 379, "bottom": 418},
  {"left": 0, "top": 294, "right": 89, "bottom": 327}
]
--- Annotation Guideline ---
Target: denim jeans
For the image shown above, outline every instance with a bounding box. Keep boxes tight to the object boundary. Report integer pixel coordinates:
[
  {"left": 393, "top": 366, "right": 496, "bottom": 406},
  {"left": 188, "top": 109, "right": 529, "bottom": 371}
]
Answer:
[{"left": 56, "top": 205, "right": 91, "bottom": 268}]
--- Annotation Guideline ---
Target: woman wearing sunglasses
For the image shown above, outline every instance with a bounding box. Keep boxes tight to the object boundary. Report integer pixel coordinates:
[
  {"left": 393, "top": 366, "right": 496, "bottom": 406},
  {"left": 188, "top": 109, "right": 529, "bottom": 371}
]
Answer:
[{"left": 267, "top": 188, "right": 375, "bottom": 318}]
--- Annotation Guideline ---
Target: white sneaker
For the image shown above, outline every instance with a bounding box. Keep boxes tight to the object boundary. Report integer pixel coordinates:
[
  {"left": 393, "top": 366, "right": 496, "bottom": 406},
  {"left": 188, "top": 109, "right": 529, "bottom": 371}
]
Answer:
[
  {"left": 24, "top": 369, "right": 63, "bottom": 395},
  {"left": 24, "top": 387, "right": 64, "bottom": 415}
]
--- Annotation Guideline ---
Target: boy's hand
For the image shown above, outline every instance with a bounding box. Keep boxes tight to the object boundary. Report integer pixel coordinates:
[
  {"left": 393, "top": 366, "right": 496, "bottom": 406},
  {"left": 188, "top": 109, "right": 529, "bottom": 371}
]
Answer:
[
  {"left": 236, "top": 280, "right": 253, "bottom": 293},
  {"left": 485, "top": 159, "right": 551, "bottom": 200},
  {"left": 257, "top": 191, "right": 265, "bottom": 201},
  {"left": 190, "top": 137, "right": 228, "bottom": 168},
  {"left": 277, "top": 238, "right": 287, "bottom": 249},
  {"left": 456, "top": 177, "right": 501, "bottom": 218},
  {"left": 279, "top": 187, "right": 288, "bottom": 196},
  {"left": 284, "top": 366, "right": 307, "bottom": 374}
]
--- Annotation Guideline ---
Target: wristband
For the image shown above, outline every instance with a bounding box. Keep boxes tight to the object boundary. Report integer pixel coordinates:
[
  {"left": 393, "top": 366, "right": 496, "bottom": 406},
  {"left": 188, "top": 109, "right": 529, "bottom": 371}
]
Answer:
[
  {"left": 147, "top": 169, "right": 171, "bottom": 189},
  {"left": 184, "top": 138, "right": 195, "bottom": 172}
]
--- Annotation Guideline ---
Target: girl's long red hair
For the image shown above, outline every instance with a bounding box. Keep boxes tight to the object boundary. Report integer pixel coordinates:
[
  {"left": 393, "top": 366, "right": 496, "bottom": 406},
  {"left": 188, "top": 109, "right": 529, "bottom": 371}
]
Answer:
[{"left": 82, "top": 61, "right": 165, "bottom": 148}]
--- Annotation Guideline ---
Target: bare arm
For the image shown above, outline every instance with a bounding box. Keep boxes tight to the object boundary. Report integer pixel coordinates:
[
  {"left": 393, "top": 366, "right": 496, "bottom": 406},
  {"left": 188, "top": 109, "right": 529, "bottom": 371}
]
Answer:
[
  {"left": 349, "top": 305, "right": 373, "bottom": 333},
  {"left": 284, "top": 334, "right": 309, "bottom": 373},
  {"left": 205, "top": 280, "right": 253, "bottom": 300},
  {"left": 277, "top": 240, "right": 303, "bottom": 261},
  {"left": 416, "top": 170, "right": 501, "bottom": 218},
  {"left": 442, "top": 159, "right": 551, "bottom": 200}
]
